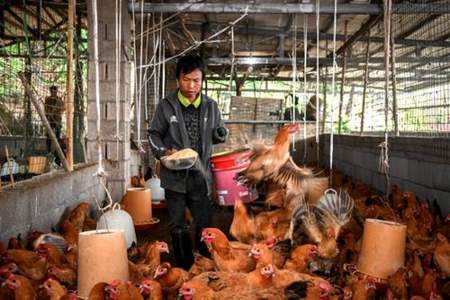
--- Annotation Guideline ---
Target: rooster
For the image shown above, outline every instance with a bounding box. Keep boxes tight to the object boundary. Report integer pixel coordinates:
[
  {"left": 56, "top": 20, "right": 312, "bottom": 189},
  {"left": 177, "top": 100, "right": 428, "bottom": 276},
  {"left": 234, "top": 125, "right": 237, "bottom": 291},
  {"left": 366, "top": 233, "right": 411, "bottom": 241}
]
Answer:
[
  {"left": 236, "top": 123, "right": 299, "bottom": 186},
  {"left": 201, "top": 228, "right": 255, "bottom": 273},
  {"left": 291, "top": 190, "right": 354, "bottom": 259}
]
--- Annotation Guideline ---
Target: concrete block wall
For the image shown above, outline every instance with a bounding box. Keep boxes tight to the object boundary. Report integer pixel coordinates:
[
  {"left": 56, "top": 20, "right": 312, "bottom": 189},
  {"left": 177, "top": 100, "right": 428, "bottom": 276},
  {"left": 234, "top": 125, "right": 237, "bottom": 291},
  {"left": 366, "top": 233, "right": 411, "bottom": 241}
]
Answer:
[
  {"left": 0, "top": 163, "right": 105, "bottom": 244},
  {"left": 320, "top": 135, "right": 450, "bottom": 214},
  {"left": 86, "top": 0, "right": 132, "bottom": 201}
]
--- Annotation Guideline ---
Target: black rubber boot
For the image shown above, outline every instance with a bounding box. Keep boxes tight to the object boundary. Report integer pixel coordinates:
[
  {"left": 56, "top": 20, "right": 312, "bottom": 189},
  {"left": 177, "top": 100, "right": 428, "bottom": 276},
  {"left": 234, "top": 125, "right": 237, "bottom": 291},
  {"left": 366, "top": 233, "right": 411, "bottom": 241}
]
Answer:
[{"left": 171, "top": 229, "right": 194, "bottom": 270}]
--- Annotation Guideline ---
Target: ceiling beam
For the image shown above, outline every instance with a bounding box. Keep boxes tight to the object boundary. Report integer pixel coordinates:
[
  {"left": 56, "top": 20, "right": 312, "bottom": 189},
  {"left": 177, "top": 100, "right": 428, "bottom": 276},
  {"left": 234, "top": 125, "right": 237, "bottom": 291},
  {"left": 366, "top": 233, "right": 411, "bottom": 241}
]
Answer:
[
  {"left": 206, "top": 56, "right": 450, "bottom": 66},
  {"left": 129, "top": 2, "right": 450, "bottom": 15}
]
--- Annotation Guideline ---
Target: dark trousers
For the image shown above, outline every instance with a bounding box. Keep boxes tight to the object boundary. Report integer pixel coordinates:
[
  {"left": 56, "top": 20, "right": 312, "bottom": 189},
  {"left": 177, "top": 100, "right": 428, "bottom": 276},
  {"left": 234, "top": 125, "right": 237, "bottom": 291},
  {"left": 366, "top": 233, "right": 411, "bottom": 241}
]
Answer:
[
  {"left": 46, "top": 124, "right": 62, "bottom": 164},
  {"left": 165, "top": 170, "right": 211, "bottom": 256}
]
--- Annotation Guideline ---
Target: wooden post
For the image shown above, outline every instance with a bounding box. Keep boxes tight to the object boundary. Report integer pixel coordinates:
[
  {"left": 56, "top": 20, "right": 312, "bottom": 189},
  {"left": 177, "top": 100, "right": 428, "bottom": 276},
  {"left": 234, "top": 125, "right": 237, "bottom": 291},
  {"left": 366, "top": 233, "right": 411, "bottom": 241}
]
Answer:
[
  {"left": 5, "top": 146, "right": 15, "bottom": 187},
  {"left": 338, "top": 20, "right": 348, "bottom": 135},
  {"left": 18, "top": 73, "right": 70, "bottom": 172},
  {"left": 66, "top": 0, "right": 75, "bottom": 171},
  {"left": 390, "top": 13, "right": 399, "bottom": 136},
  {"left": 360, "top": 29, "right": 371, "bottom": 135}
]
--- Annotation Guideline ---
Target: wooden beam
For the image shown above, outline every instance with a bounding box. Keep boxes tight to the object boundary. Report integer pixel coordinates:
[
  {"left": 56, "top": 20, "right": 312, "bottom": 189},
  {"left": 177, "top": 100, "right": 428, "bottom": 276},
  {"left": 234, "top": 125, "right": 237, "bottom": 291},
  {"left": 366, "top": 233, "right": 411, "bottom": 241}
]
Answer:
[
  {"left": 66, "top": 0, "right": 75, "bottom": 171},
  {"left": 4, "top": 7, "right": 37, "bottom": 37}
]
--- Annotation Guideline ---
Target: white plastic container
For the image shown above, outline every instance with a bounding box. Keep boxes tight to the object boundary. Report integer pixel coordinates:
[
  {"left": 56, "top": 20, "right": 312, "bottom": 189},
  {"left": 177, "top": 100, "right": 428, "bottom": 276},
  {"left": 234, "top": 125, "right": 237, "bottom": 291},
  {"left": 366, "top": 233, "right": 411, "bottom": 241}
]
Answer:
[
  {"left": 148, "top": 177, "right": 165, "bottom": 201},
  {"left": 96, "top": 203, "right": 137, "bottom": 248}
]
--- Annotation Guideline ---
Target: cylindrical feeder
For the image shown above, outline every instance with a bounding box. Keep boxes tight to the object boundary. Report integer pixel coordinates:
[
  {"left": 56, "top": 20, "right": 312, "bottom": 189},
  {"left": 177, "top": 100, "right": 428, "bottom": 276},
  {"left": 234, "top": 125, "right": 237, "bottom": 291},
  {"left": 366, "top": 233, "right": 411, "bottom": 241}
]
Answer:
[
  {"left": 77, "top": 229, "right": 129, "bottom": 298},
  {"left": 121, "top": 188, "right": 152, "bottom": 225},
  {"left": 357, "top": 219, "right": 407, "bottom": 279}
]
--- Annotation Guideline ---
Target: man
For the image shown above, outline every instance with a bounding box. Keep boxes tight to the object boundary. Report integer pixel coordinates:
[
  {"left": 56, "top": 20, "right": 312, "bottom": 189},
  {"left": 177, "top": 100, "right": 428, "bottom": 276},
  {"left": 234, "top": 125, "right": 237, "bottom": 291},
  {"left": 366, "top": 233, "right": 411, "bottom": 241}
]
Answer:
[
  {"left": 148, "top": 55, "right": 228, "bottom": 270},
  {"left": 44, "top": 86, "right": 64, "bottom": 164}
]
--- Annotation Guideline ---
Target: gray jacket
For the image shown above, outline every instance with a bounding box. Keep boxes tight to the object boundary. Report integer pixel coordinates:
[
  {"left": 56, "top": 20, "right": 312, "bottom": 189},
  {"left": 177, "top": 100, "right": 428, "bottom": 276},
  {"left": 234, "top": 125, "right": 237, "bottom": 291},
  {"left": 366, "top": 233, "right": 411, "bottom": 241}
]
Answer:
[{"left": 148, "top": 92, "right": 227, "bottom": 194}]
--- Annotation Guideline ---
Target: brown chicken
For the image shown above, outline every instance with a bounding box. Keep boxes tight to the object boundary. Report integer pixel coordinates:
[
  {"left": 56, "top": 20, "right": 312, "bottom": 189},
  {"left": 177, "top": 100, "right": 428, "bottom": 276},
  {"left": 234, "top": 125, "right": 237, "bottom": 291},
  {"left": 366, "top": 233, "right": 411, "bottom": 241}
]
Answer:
[
  {"left": 191, "top": 264, "right": 276, "bottom": 291},
  {"left": 236, "top": 123, "right": 299, "bottom": 186},
  {"left": 3, "top": 249, "right": 48, "bottom": 281},
  {"left": 386, "top": 267, "right": 408, "bottom": 300},
  {"left": 291, "top": 191, "right": 354, "bottom": 259},
  {"left": 188, "top": 252, "right": 216, "bottom": 277},
  {"left": 138, "top": 278, "right": 163, "bottom": 300},
  {"left": 349, "top": 278, "right": 377, "bottom": 300},
  {"left": 140, "top": 241, "right": 169, "bottom": 271},
  {"left": 264, "top": 181, "right": 287, "bottom": 207},
  {"left": 201, "top": 228, "right": 255, "bottom": 272},
  {"left": 36, "top": 243, "right": 68, "bottom": 268},
  {"left": 88, "top": 282, "right": 109, "bottom": 300},
  {"left": 229, "top": 198, "right": 260, "bottom": 244},
  {"left": 7, "top": 234, "right": 23, "bottom": 250},
  {"left": 107, "top": 279, "right": 144, "bottom": 300},
  {"left": 178, "top": 280, "right": 288, "bottom": 300},
  {"left": 62, "top": 221, "right": 81, "bottom": 246},
  {"left": 434, "top": 233, "right": 450, "bottom": 276},
  {"left": 284, "top": 244, "right": 319, "bottom": 273},
  {"left": 389, "top": 184, "right": 406, "bottom": 212},
  {"left": 131, "top": 167, "right": 146, "bottom": 188},
  {"left": 65, "top": 245, "right": 78, "bottom": 271},
  {"left": 272, "top": 267, "right": 332, "bottom": 290},
  {"left": 154, "top": 262, "right": 189, "bottom": 298},
  {"left": 62, "top": 202, "right": 91, "bottom": 231},
  {"left": 42, "top": 277, "right": 68, "bottom": 300},
  {"left": 249, "top": 243, "right": 275, "bottom": 268},
  {"left": 48, "top": 265, "right": 77, "bottom": 288},
  {"left": 3, "top": 273, "right": 37, "bottom": 300}
]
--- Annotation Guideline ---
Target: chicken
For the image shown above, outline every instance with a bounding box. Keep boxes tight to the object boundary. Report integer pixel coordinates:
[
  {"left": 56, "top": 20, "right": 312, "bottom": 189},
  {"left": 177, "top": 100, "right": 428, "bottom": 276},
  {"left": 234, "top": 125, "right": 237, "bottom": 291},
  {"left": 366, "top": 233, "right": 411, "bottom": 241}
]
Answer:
[
  {"left": 83, "top": 217, "right": 98, "bottom": 231},
  {"left": 408, "top": 250, "right": 425, "bottom": 295},
  {"left": 42, "top": 277, "right": 68, "bottom": 300},
  {"left": 3, "top": 273, "right": 37, "bottom": 300},
  {"left": 386, "top": 267, "right": 408, "bottom": 300},
  {"left": 236, "top": 123, "right": 299, "bottom": 186},
  {"left": 88, "top": 282, "right": 109, "bottom": 300},
  {"left": 249, "top": 243, "right": 275, "bottom": 268},
  {"left": 255, "top": 208, "right": 291, "bottom": 241},
  {"left": 3, "top": 249, "right": 48, "bottom": 281},
  {"left": 65, "top": 245, "right": 78, "bottom": 270},
  {"left": 31, "top": 232, "right": 68, "bottom": 252},
  {"left": 188, "top": 252, "right": 216, "bottom": 277},
  {"left": 140, "top": 241, "right": 169, "bottom": 271},
  {"left": 201, "top": 228, "right": 255, "bottom": 272},
  {"left": 179, "top": 280, "right": 288, "bottom": 300},
  {"left": 291, "top": 190, "right": 354, "bottom": 259},
  {"left": 138, "top": 278, "right": 163, "bottom": 300},
  {"left": 131, "top": 167, "right": 146, "bottom": 188},
  {"left": 154, "top": 262, "right": 189, "bottom": 298},
  {"left": 389, "top": 184, "right": 406, "bottom": 212},
  {"left": 0, "top": 262, "right": 19, "bottom": 278},
  {"left": 349, "top": 278, "right": 377, "bottom": 300},
  {"left": 62, "top": 221, "right": 81, "bottom": 246},
  {"left": 62, "top": 202, "right": 91, "bottom": 231},
  {"left": 264, "top": 181, "right": 286, "bottom": 207},
  {"left": 272, "top": 267, "right": 332, "bottom": 290},
  {"left": 36, "top": 243, "right": 68, "bottom": 268},
  {"left": 229, "top": 198, "right": 260, "bottom": 244},
  {"left": 421, "top": 268, "right": 439, "bottom": 298},
  {"left": 434, "top": 233, "right": 450, "bottom": 276},
  {"left": 191, "top": 264, "right": 276, "bottom": 291},
  {"left": 284, "top": 244, "right": 319, "bottom": 273},
  {"left": 7, "top": 234, "right": 23, "bottom": 250},
  {"left": 48, "top": 265, "right": 77, "bottom": 289},
  {"left": 107, "top": 279, "right": 144, "bottom": 300}
]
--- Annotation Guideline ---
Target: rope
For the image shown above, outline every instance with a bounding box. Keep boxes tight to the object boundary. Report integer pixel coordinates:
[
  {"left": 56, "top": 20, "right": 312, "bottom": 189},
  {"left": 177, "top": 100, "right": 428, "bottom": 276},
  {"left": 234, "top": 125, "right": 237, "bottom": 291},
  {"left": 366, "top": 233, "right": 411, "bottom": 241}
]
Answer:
[
  {"left": 315, "top": 0, "right": 320, "bottom": 147},
  {"left": 91, "top": 0, "right": 104, "bottom": 177},
  {"left": 329, "top": 0, "right": 338, "bottom": 187},
  {"left": 303, "top": 14, "right": 308, "bottom": 164},
  {"left": 291, "top": 14, "right": 297, "bottom": 152},
  {"left": 136, "top": 0, "right": 144, "bottom": 150},
  {"left": 229, "top": 26, "right": 235, "bottom": 94}
]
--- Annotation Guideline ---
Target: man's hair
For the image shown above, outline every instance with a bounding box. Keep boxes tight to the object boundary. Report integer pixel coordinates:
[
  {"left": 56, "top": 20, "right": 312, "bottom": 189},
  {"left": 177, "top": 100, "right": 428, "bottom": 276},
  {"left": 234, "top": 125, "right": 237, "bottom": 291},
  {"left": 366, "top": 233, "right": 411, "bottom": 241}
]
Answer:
[
  {"left": 175, "top": 55, "right": 205, "bottom": 80},
  {"left": 50, "top": 85, "right": 58, "bottom": 92}
]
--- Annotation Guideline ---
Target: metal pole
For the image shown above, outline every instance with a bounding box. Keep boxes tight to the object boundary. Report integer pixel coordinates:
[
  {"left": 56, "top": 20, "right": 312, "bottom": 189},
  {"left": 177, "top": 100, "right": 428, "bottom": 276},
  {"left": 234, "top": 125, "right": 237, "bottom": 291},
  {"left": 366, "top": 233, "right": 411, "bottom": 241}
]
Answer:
[{"left": 338, "top": 20, "right": 348, "bottom": 135}]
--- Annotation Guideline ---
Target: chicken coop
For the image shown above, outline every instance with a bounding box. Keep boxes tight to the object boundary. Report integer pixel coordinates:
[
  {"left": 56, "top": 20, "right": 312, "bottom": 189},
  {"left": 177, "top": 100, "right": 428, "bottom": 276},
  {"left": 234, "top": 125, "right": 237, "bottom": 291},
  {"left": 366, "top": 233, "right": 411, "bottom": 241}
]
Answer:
[{"left": 0, "top": 0, "right": 449, "bottom": 299}]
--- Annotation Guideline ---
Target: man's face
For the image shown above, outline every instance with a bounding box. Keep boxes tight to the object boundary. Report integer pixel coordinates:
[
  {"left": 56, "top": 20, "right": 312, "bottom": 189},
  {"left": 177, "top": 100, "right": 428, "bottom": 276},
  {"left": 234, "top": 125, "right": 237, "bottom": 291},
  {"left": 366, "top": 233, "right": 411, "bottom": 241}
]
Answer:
[
  {"left": 178, "top": 69, "right": 202, "bottom": 101},
  {"left": 50, "top": 88, "right": 58, "bottom": 97}
]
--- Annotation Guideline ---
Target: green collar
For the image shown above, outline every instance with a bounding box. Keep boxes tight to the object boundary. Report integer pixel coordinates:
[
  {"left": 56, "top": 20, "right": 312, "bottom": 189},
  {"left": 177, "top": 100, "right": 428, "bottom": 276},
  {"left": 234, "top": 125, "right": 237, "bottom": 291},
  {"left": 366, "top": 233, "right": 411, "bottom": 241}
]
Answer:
[{"left": 178, "top": 90, "right": 202, "bottom": 108}]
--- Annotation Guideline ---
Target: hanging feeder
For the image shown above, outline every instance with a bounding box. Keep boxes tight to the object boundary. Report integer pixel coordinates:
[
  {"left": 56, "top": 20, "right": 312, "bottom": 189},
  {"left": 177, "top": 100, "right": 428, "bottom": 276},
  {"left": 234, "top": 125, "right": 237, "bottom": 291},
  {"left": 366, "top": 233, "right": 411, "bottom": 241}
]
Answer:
[
  {"left": 357, "top": 219, "right": 407, "bottom": 279},
  {"left": 96, "top": 203, "right": 137, "bottom": 248},
  {"left": 77, "top": 229, "right": 129, "bottom": 298},
  {"left": 121, "top": 187, "right": 159, "bottom": 230}
]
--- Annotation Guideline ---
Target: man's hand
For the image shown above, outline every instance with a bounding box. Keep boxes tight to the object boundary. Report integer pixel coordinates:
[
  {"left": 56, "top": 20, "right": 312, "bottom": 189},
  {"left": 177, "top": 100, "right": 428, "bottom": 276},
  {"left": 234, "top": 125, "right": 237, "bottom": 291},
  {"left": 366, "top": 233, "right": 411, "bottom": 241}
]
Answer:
[{"left": 165, "top": 148, "right": 178, "bottom": 156}]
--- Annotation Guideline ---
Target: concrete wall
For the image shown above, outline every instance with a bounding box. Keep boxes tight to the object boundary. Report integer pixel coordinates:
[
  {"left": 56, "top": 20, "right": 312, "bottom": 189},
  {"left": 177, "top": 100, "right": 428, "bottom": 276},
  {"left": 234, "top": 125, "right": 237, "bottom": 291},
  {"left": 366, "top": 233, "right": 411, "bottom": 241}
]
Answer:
[
  {"left": 0, "top": 163, "right": 105, "bottom": 244},
  {"left": 320, "top": 135, "right": 450, "bottom": 214}
]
